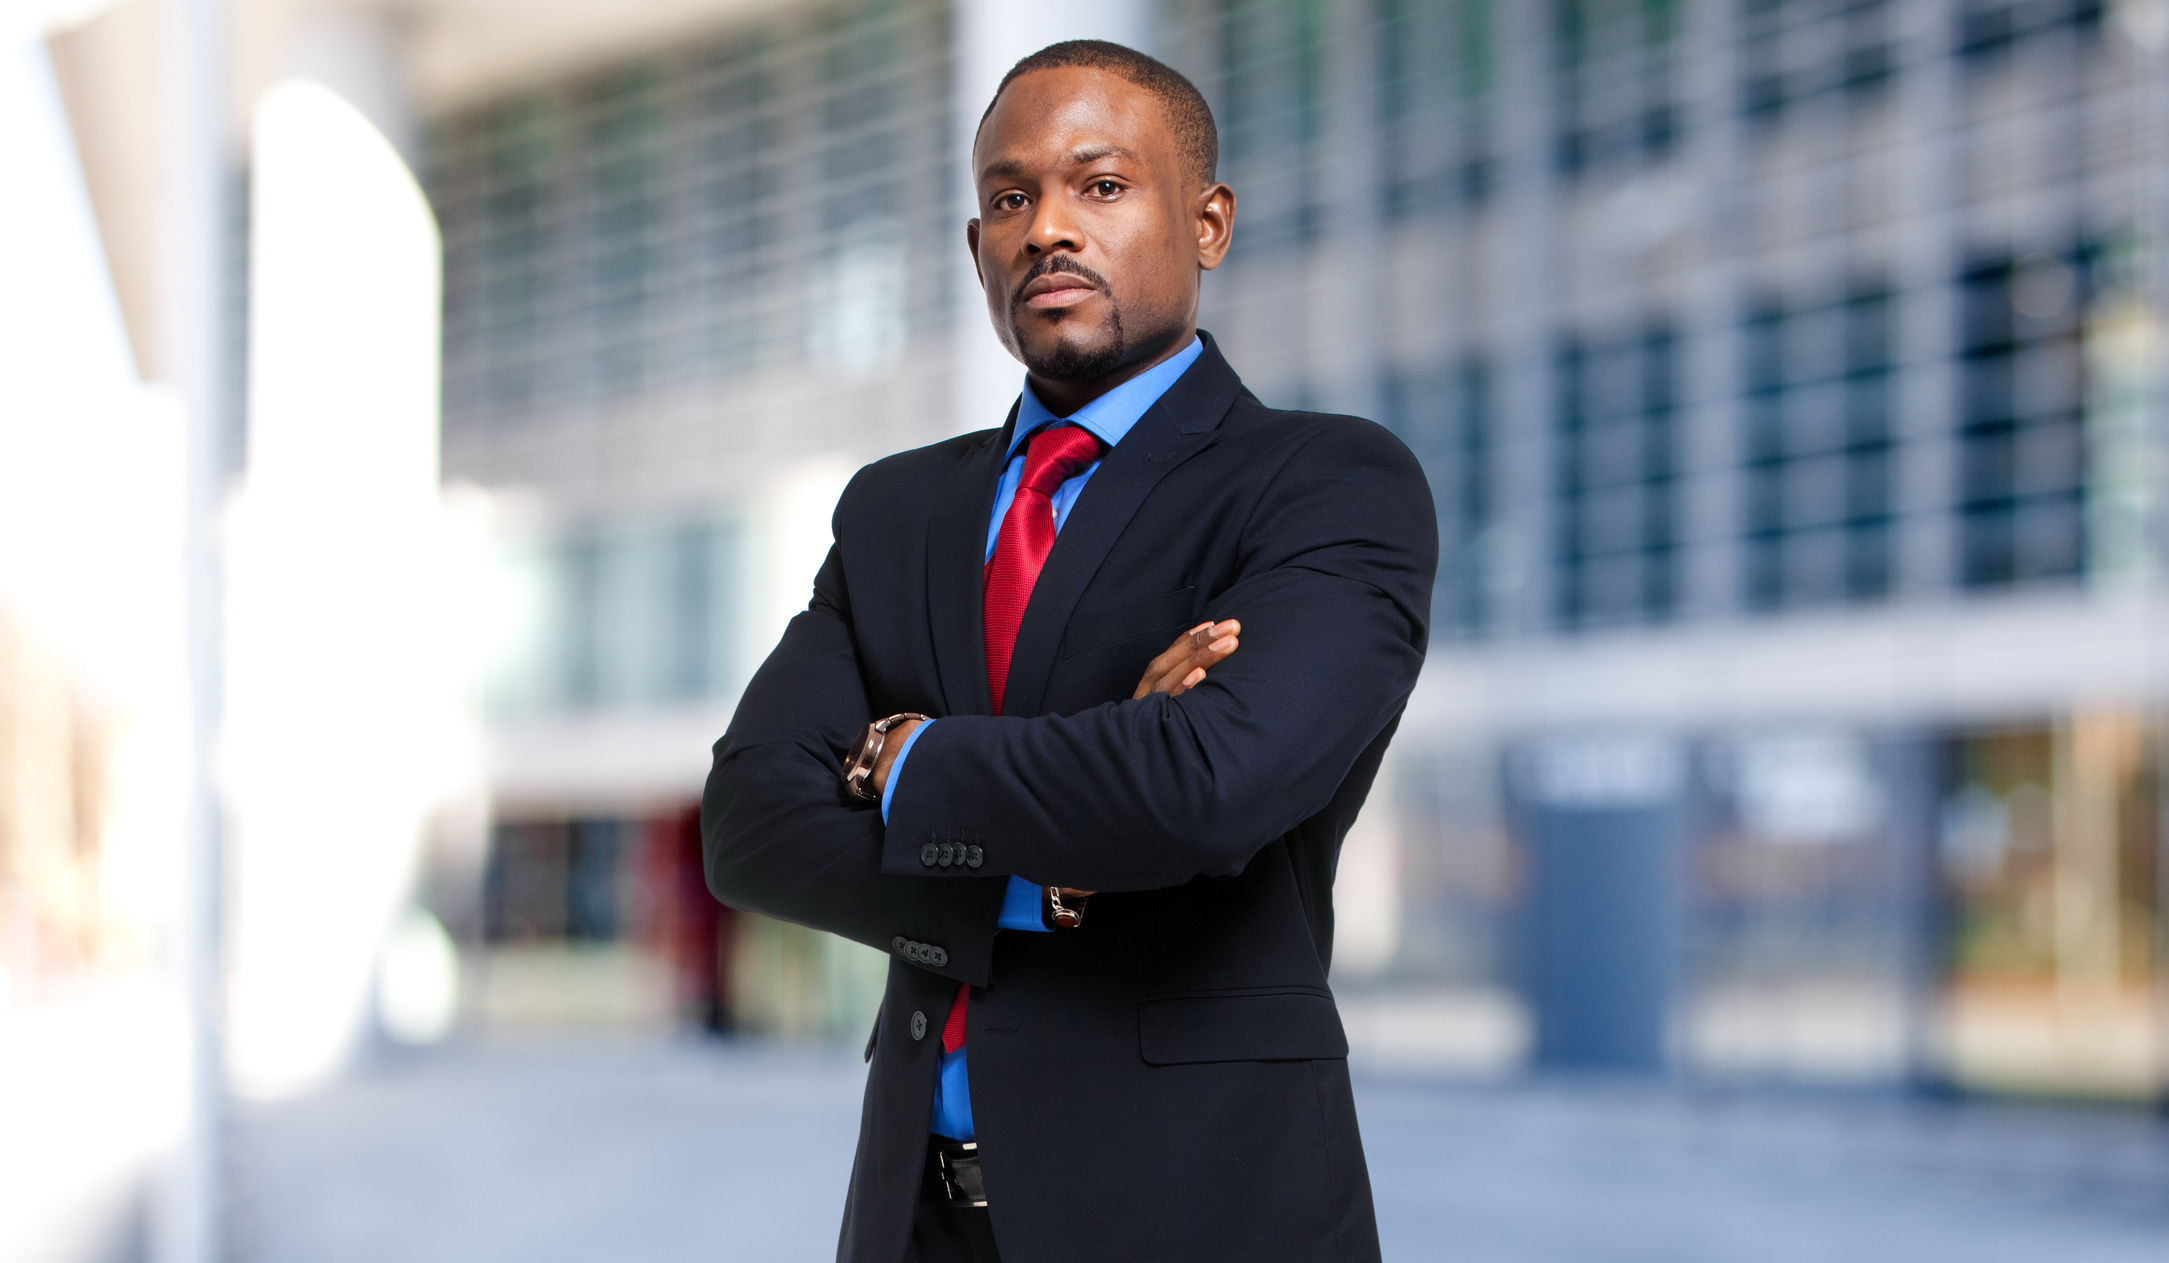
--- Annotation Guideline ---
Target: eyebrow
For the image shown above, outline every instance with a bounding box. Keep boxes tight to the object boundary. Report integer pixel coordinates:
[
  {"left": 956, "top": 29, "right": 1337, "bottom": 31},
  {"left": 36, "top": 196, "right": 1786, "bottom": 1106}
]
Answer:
[
  {"left": 1067, "top": 144, "right": 1139, "bottom": 166},
  {"left": 977, "top": 144, "right": 1143, "bottom": 184}
]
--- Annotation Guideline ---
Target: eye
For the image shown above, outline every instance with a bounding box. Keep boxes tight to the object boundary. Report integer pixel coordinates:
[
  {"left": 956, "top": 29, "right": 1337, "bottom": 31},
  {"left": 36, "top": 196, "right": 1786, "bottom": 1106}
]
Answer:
[
  {"left": 995, "top": 192, "right": 1028, "bottom": 211},
  {"left": 1089, "top": 179, "right": 1122, "bottom": 198}
]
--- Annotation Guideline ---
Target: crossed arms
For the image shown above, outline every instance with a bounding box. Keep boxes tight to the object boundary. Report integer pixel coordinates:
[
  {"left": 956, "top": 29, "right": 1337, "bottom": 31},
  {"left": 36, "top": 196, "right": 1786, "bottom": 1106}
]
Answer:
[{"left": 702, "top": 418, "right": 1436, "bottom": 983}]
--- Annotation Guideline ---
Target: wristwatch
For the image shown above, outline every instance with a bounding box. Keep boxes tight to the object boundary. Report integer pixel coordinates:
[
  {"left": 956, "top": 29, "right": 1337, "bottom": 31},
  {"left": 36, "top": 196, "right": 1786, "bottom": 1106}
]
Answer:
[
  {"left": 1045, "top": 886, "right": 1089, "bottom": 929},
  {"left": 843, "top": 713, "right": 931, "bottom": 803}
]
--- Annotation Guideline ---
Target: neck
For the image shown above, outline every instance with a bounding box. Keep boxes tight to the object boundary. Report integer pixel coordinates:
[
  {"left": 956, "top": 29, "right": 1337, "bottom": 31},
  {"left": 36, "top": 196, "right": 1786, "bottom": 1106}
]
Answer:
[{"left": 1026, "top": 323, "right": 1195, "bottom": 417}]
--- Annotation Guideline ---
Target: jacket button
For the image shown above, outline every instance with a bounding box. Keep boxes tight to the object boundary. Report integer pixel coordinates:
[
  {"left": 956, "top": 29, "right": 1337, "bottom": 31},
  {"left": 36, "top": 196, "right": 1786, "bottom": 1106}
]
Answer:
[
  {"left": 929, "top": 947, "right": 948, "bottom": 967},
  {"left": 911, "top": 1011, "right": 928, "bottom": 1040},
  {"left": 892, "top": 936, "right": 906, "bottom": 954},
  {"left": 965, "top": 846, "right": 983, "bottom": 868},
  {"left": 920, "top": 843, "right": 939, "bottom": 867}
]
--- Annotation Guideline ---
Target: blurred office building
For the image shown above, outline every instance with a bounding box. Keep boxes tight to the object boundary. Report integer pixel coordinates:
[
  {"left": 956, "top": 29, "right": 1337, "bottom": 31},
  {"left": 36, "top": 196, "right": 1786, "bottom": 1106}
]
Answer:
[
  {"left": 420, "top": 0, "right": 2169, "bottom": 1097},
  {"left": 34, "top": 0, "right": 2169, "bottom": 1101}
]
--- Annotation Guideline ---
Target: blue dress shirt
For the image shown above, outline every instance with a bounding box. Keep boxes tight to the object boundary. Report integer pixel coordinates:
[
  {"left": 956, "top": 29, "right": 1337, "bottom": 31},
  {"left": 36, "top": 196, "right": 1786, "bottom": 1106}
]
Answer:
[{"left": 879, "top": 335, "right": 1204, "bottom": 1140}]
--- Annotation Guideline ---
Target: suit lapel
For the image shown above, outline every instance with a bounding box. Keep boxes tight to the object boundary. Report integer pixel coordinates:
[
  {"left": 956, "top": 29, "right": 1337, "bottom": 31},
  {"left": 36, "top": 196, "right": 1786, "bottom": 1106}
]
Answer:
[
  {"left": 925, "top": 402, "right": 1015, "bottom": 717},
  {"left": 998, "top": 336, "right": 1244, "bottom": 718}
]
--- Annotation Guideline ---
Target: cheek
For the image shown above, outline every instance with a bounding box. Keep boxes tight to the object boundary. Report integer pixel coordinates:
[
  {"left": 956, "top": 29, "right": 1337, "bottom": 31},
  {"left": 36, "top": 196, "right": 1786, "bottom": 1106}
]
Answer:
[{"left": 1105, "top": 224, "right": 1191, "bottom": 312}]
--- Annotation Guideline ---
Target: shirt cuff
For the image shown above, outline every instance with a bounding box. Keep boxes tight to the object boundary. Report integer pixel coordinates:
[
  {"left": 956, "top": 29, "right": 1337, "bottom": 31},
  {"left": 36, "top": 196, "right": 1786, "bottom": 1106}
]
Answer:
[
  {"left": 879, "top": 718, "right": 933, "bottom": 825},
  {"left": 997, "top": 874, "right": 1050, "bottom": 932},
  {"left": 871, "top": 716, "right": 932, "bottom": 824}
]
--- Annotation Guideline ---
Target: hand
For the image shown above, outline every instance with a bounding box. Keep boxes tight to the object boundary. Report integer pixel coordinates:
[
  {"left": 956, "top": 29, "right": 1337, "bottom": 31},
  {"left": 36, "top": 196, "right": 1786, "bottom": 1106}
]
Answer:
[
  {"left": 1132, "top": 620, "right": 1241, "bottom": 701},
  {"left": 867, "top": 718, "right": 922, "bottom": 797}
]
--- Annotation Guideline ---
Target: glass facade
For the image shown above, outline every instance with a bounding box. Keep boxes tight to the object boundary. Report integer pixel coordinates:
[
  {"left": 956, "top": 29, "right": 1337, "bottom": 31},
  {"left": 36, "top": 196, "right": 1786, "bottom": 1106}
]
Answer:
[
  {"left": 430, "top": 0, "right": 2169, "bottom": 1089},
  {"left": 1741, "top": 286, "right": 1895, "bottom": 609},
  {"left": 1377, "top": 0, "right": 1494, "bottom": 214},
  {"left": 1956, "top": 250, "right": 2091, "bottom": 588},
  {"left": 1740, "top": 0, "right": 1897, "bottom": 123},
  {"left": 1216, "top": 0, "right": 1329, "bottom": 254},
  {"left": 1554, "top": 323, "right": 1680, "bottom": 630},
  {"left": 1554, "top": 0, "right": 1682, "bottom": 176},
  {"left": 430, "top": 0, "right": 953, "bottom": 431},
  {"left": 1384, "top": 359, "right": 1493, "bottom": 638}
]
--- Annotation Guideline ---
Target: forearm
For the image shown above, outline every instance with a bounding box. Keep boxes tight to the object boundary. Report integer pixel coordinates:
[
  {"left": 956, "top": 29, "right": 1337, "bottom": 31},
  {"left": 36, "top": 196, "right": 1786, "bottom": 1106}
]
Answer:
[
  {"left": 882, "top": 570, "right": 1425, "bottom": 890},
  {"left": 703, "top": 554, "right": 1005, "bottom": 984},
  {"left": 703, "top": 732, "right": 1006, "bottom": 983}
]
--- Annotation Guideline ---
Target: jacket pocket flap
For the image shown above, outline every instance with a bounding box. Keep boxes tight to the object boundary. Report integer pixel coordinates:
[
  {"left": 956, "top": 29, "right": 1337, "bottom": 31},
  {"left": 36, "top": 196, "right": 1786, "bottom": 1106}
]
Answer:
[
  {"left": 1057, "top": 586, "right": 1197, "bottom": 661},
  {"left": 1137, "top": 988, "right": 1348, "bottom": 1065}
]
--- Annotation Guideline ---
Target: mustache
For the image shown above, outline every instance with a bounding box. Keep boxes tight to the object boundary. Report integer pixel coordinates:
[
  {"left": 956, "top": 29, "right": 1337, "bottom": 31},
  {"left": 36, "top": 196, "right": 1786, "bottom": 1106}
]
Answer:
[{"left": 1009, "top": 255, "right": 1111, "bottom": 308}]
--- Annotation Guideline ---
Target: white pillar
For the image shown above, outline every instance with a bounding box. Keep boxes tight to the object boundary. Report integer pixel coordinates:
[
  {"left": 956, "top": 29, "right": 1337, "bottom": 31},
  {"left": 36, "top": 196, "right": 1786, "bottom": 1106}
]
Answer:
[
  {"left": 222, "top": 78, "right": 445, "bottom": 1097},
  {"left": 950, "top": 0, "right": 1154, "bottom": 435},
  {"left": 157, "top": 0, "right": 233, "bottom": 1252}
]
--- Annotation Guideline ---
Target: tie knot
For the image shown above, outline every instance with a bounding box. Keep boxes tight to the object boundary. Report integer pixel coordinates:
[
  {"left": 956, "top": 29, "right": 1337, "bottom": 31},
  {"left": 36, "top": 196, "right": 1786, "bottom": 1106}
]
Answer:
[{"left": 1018, "top": 424, "right": 1105, "bottom": 497}]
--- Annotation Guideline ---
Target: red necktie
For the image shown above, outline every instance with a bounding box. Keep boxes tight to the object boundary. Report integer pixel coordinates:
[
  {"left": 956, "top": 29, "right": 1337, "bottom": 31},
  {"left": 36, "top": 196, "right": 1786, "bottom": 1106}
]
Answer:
[
  {"left": 942, "top": 423, "right": 1104, "bottom": 1058},
  {"left": 981, "top": 424, "right": 1106, "bottom": 716}
]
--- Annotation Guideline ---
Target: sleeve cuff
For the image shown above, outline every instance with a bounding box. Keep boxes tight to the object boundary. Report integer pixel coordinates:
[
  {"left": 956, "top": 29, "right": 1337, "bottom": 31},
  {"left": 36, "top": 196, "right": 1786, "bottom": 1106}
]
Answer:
[
  {"left": 996, "top": 875, "right": 1051, "bottom": 932},
  {"left": 879, "top": 718, "right": 934, "bottom": 825}
]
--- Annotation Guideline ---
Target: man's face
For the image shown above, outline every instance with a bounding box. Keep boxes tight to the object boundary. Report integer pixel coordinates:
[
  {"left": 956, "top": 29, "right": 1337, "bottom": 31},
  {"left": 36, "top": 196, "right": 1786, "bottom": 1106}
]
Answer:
[{"left": 968, "top": 67, "right": 1231, "bottom": 385}]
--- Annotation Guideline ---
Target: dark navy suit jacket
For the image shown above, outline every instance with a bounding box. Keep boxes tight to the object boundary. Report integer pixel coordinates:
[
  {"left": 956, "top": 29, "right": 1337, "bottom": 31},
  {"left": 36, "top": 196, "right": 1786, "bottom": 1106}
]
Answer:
[{"left": 703, "top": 334, "right": 1436, "bottom": 1263}]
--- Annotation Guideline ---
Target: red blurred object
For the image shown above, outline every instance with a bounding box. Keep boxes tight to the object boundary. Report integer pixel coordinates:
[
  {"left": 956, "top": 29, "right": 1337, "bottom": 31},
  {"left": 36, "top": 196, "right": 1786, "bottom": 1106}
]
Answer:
[{"left": 642, "top": 805, "right": 735, "bottom": 1034}]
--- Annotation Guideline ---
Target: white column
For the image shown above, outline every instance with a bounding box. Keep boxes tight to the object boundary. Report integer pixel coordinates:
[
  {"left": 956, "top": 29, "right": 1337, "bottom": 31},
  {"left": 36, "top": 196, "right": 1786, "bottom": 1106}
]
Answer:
[
  {"left": 950, "top": 0, "right": 1154, "bottom": 435},
  {"left": 157, "top": 0, "right": 232, "bottom": 1252},
  {"left": 222, "top": 78, "right": 446, "bottom": 1097}
]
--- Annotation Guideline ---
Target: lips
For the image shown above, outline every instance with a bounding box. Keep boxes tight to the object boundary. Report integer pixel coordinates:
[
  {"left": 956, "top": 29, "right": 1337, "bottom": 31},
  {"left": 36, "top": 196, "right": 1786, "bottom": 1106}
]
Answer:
[{"left": 1019, "top": 272, "right": 1100, "bottom": 309}]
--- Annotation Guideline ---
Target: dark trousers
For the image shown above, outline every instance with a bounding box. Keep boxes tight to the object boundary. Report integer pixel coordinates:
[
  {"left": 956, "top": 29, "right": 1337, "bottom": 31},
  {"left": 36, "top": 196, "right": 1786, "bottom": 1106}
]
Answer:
[{"left": 906, "top": 1144, "right": 1001, "bottom": 1263}]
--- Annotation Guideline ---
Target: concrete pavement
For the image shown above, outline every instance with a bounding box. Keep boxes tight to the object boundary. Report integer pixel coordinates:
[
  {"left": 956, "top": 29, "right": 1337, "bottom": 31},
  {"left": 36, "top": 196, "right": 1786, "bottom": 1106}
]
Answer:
[{"left": 236, "top": 1038, "right": 2169, "bottom": 1263}]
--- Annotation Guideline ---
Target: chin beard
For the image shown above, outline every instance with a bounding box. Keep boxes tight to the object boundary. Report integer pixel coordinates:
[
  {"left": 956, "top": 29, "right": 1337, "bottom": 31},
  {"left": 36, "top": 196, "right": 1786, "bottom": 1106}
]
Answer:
[{"left": 1019, "top": 308, "right": 1126, "bottom": 382}]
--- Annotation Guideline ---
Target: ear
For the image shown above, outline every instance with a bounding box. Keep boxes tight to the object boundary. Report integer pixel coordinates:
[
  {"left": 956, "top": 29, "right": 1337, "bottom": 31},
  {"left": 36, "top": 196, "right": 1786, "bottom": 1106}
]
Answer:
[
  {"left": 1195, "top": 183, "right": 1235, "bottom": 271},
  {"left": 965, "top": 219, "right": 985, "bottom": 290}
]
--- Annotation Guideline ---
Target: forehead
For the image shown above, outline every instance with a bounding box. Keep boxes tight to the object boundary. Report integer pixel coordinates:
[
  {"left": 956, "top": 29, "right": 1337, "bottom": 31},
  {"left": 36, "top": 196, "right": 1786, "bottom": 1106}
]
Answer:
[{"left": 975, "top": 66, "right": 1178, "bottom": 173}]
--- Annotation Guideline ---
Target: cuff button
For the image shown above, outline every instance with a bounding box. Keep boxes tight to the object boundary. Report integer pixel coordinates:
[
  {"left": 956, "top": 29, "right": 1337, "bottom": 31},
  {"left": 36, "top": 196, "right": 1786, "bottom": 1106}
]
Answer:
[
  {"left": 965, "top": 846, "right": 983, "bottom": 868},
  {"left": 920, "top": 843, "right": 939, "bottom": 867}
]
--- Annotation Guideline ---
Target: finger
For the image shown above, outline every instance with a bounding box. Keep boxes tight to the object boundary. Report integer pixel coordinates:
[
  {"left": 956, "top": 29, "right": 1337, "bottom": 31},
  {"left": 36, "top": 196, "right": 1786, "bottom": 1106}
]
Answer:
[
  {"left": 1178, "top": 636, "right": 1239, "bottom": 677},
  {"left": 1143, "top": 634, "right": 1241, "bottom": 699},
  {"left": 1135, "top": 623, "right": 1216, "bottom": 698},
  {"left": 1155, "top": 639, "right": 1233, "bottom": 694}
]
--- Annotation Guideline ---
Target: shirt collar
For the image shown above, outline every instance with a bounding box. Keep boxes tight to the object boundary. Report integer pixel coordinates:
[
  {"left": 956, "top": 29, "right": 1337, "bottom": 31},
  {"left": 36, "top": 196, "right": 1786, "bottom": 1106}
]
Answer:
[{"left": 1006, "top": 335, "right": 1205, "bottom": 460}]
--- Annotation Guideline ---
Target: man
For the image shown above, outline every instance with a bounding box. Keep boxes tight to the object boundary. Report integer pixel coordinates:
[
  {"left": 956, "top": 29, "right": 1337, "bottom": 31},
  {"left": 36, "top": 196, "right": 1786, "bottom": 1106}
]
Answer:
[{"left": 704, "top": 40, "right": 1435, "bottom": 1263}]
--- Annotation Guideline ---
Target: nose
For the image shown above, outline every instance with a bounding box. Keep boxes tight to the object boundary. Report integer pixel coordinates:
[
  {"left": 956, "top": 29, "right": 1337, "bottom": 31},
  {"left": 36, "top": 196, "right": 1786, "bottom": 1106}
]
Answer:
[{"left": 1024, "top": 192, "right": 1082, "bottom": 256}]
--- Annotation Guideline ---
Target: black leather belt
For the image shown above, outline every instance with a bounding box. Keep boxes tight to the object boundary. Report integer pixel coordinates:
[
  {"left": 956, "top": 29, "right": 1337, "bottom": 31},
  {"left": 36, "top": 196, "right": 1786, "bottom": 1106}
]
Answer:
[{"left": 927, "top": 1138, "right": 988, "bottom": 1208}]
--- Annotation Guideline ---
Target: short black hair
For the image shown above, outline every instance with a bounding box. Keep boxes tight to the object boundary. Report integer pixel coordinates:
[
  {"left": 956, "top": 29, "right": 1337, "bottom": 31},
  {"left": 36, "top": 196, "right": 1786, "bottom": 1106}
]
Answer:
[{"left": 977, "top": 40, "right": 1219, "bottom": 186}]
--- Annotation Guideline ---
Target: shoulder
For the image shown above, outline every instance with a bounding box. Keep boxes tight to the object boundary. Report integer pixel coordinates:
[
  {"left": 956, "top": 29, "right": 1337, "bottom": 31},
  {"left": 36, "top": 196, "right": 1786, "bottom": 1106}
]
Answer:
[
  {"left": 1220, "top": 392, "right": 1428, "bottom": 489},
  {"left": 839, "top": 429, "right": 999, "bottom": 514}
]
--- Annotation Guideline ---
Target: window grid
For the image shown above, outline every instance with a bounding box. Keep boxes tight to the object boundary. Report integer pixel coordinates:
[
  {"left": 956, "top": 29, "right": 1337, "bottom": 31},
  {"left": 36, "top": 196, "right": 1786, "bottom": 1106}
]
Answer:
[
  {"left": 1218, "top": 0, "right": 1328, "bottom": 254},
  {"left": 1554, "top": 0, "right": 1683, "bottom": 177},
  {"left": 1956, "top": 250, "right": 2093, "bottom": 588},
  {"left": 430, "top": 0, "right": 953, "bottom": 430},
  {"left": 1739, "top": 0, "right": 1897, "bottom": 126},
  {"left": 1377, "top": 0, "right": 1496, "bottom": 216},
  {"left": 1740, "top": 288, "right": 1897, "bottom": 610},
  {"left": 1555, "top": 324, "right": 1681, "bottom": 630},
  {"left": 1384, "top": 358, "right": 1493, "bottom": 640},
  {"left": 1956, "top": 0, "right": 2104, "bottom": 61}
]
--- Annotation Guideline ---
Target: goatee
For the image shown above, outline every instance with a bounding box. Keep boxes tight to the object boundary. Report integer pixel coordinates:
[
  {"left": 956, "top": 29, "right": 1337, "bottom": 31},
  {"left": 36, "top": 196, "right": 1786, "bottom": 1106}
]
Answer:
[{"left": 1023, "top": 308, "right": 1126, "bottom": 381}]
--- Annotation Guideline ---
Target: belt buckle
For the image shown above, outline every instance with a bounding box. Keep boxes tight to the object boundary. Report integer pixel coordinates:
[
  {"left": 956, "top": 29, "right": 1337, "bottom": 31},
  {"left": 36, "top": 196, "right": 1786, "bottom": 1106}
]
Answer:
[{"left": 938, "top": 1141, "right": 989, "bottom": 1208}]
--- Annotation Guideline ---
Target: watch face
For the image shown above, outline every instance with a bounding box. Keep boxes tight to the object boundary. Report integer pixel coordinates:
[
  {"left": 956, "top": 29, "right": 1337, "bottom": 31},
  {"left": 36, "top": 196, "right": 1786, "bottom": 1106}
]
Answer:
[{"left": 847, "top": 725, "right": 877, "bottom": 770}]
